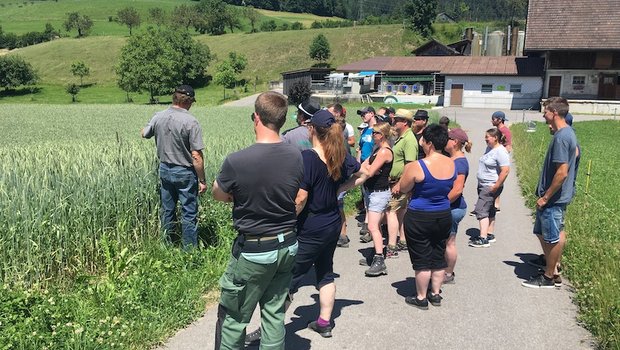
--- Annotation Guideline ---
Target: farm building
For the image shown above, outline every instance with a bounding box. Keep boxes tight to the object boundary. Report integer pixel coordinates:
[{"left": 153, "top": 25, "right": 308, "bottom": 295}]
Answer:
[
  {"left": 281, "top": 68, "right": 333, "bottom": 97},
  {"left": 336, "top": 56, "right": 544, "bottom": 109},
  {"left": 525, "top": 0, "right": 620, "bottom": 113}
]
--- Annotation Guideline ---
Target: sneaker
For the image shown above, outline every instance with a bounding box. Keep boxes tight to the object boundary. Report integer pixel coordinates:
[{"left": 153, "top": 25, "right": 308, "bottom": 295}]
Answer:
[
  {"left": 553, "top": 274, "right": 562, "bottom": 288},
  {"left": 336, "top": 236, "right": 350, "bottom": 248},
  {"left": 427, "top": 293, "right": 442, "bottom": 306},
  {"left": 359, "top": 223, "right": 369, "bottom": 236},
  {"left": 385, "top": 245, "right": 399, "bottom": 259},
  {"left": 494, "top": 206, "right": 501, "bottom": 212},
  {"left": 521, "top": 274, "right": 555, "bottom": 289},
  {"left": 405, "top": 296, "right": 429, "bottom": 310},
  {"left": 527, "top": 254, "right": 546, "bottom": 268},
  {"left": 469, "top": 210, "right": 476, "bottom": 216},
  {"left": 397, "top": 240, "right": 408, "bottom": 251},
  {"left": 365, "top": 255, "right": 388, "bottom": 276},
  {"left": 443, "top": 272, "right": 455, "bottom": 284},
  {"left": 307, "top": 321, "right": 332, "bottom": 338},
  {"left": 360, "top": 232, "right": 373, "bottom": 243},
  {"left": 468, "top": 237, "right": 490, "bottom": 248},
  {"left": 357, "top": 221, "right": 363, "bottom": 227},
  {"left": 244, "top": 328, "right": 261, "bottom": 346},
  {"left": 487, "top": 233, "right": 496, "bottom": 243}
]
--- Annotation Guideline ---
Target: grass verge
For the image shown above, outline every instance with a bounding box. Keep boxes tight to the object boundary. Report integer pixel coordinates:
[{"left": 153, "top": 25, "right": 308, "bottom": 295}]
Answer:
[{"left": 511, "top": 120, "right": 620, "bottom": 349}]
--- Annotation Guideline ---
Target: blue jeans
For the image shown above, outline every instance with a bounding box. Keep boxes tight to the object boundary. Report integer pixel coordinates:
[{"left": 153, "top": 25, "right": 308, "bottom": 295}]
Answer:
[
  {"left": 159, "top": 163, "right": 198, "bottom": 248},
  {"left": 450, "top": 207, "right": 466, "bottom": 235}
]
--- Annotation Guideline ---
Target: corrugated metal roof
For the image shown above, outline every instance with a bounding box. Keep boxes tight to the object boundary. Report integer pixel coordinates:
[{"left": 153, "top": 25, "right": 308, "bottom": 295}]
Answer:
[
  {"left": 525, "top": 0, "right": 620, "bottom": 51},
  {"left": 336, "top": 56, "right": 544, "bottom": 76}
]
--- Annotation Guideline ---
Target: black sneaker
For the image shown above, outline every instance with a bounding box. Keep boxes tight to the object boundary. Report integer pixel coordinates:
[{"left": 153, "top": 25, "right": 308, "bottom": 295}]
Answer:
[
  {"left": 365, "top": 255, "right": 388, "bottom": 276},
  {"left": 427, "top": 293, "right": 443, "bottom": 306},
  {"left": 244, "top": 328, "right": 261, "bottom": 346},
  {"left": 553, "top": 274, "right": 562, "bottom": 288},
  {"left": 487, "top": 233, "right": 496, "bottom": 243},
  {"left": 527, "top": 254, "right": 546, "bottom": 268},
  {"left": 307, "top": 321, "right": 332, "bottom": 338},
  {"left": 405, "top": 296, "right": 429, "bottom": 310},
  {"left": 521, "top": 274, "right": 555, "bottom": 289},
  {"left": 336, "top": 236, "right": 350, "bottom": 248},
  {"left": 468, "top": 237, "right": 490, "bottom": 248},
  {"left": 397, "top": 240, "right": 408, "bottom": 251}
]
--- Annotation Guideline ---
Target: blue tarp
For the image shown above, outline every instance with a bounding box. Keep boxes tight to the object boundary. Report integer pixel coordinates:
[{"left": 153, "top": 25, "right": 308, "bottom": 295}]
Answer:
[{"left": 359, "top": 71, "right": 378, "bottom": 76}]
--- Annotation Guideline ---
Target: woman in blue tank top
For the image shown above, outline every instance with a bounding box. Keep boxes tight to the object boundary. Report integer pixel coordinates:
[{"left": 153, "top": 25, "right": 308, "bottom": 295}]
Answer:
[{"left": 399, "top": 124, "right": 456, "bottom": 309}]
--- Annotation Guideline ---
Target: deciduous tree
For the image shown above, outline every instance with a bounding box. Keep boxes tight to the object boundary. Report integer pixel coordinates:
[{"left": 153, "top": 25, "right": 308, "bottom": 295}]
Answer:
[
  {"left": 63, "top": 12, "right": 93, "bottom": 38},
  {"left": 66, "top": 83, "right": 80, "bottom": 102},
  {"left": 0, "top": 55, "right": 38, "bottom": 90},
  {"left": 213, "top": 60, "right": 237, "bottom": 99},
  {"left": 403, "top": 0, "right": 437, "bottom": 37},
  {"left": 117, "top": 7, "right": 141, "bottom": 36},
  {"left": 309, "top": 33, "right": 331, "bottom": 62},
  {"left": 149, "top": 7, "right": 167, "bottom": 27},
  {"left": 70, "top": 61, "right": 90, "bottom": 86}
]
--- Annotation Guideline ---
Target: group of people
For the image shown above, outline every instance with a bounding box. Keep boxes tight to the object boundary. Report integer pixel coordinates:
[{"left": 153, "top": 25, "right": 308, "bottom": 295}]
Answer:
[{"left": 142, "top": 86, "right": 579, "bottom": 349}]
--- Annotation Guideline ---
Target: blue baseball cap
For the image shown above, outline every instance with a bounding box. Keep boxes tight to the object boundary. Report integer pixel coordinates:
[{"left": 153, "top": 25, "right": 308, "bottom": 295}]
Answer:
[
  {"left": 491, "top": 111, "right": 507, "bottom": 121},
  {"left": 308, "top": 109, "right": 335, "bottom": 128},
  {"left": 565, "top": 112, "right": 573, "bottom": 126}
]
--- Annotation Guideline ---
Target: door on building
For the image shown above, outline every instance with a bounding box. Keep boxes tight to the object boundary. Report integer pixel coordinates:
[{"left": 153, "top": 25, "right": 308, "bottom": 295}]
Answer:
[
  {"left": 450, "top": 84, "right": 463, "bottom": 106},
  {"left": 548, "top": 76, "right": 562, "bottom": 97},
  {"left": 598, "top": 74, "right": 617, "bottom": 99}
]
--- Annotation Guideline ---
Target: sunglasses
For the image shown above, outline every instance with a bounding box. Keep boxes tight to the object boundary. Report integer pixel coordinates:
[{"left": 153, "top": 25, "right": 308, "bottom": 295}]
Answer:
[
  {"left": 413, "top": 117, "right": 426, "bottom": 121},
  {"left": 250, "top": 112, "right": 255, "bottom": 122},
  {"left": 372, "top": 131, "right": 383, "bottom": 136}
]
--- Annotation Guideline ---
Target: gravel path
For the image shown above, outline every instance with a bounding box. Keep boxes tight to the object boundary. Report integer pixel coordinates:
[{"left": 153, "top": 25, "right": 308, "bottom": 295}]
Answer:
[{"left": 159, "top": 108, "right": 603, "bottom": 350}]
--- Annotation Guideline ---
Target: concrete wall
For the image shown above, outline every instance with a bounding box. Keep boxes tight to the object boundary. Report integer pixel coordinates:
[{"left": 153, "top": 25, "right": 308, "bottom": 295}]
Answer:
[
  {"left": 444, "top": 76, "right": 543, "bottom": 110},
  {"left": 542, "top": 69, "right": 620, "bottom": 99}
]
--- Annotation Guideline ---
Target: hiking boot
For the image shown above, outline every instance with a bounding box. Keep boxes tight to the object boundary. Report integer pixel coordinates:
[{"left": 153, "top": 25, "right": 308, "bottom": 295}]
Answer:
[
  {"left": 521, "top": 274, "right": 555, "bottom": 289},
  {"left": 443, "top": 272, "right": 455, "bottom": 284},
  {"left": 385, "top": 245, "right": 399, "bottom": 259},
  {"left": 405, "top": 296, "right": 429, "bottom": 310},
  {"left": 336, "top": 236, "right": 350, "bottom": 248},
  {"left": 427, "top": 293, "right": 443, "bottom": 306},
  {"left": 397, "top": 240, "right": 408, "bottom": 251},
  {"left": 487, "top": 233, "right": 496, "bottom": 243},
  {"left": 307, "top": 321, "right": 332, "bottom": 338},
  {"left": 244, "top": 328, "right": 261, "bottom": 346},
  {"left": 359, "top": 223, "right": 369, "bottom": 235},
  {"left": 468, "top": 236, "right": 490, "bottom": 248},
  {"left": 365, "top": 255, "right": 388, "bottom": 277},
  {"left": 360, "top": 232, "right": 373, "bottom": 243}
]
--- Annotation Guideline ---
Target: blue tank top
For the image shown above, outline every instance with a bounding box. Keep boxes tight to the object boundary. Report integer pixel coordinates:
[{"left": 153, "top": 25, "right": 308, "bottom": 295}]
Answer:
[{"left": 408, "top": 159, "right": 456, "bottom": 212}]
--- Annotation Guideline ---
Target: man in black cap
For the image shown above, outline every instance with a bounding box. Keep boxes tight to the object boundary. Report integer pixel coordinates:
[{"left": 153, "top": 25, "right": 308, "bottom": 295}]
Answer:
[
  {"left": 141, "top": 84, "right": 206, "bottom": 249},
  {"left": 412, "top": 109, "right": 429, "bottom": 159},
  {"left": 281, "top": 99, "right": 321, "bottom": 151}
]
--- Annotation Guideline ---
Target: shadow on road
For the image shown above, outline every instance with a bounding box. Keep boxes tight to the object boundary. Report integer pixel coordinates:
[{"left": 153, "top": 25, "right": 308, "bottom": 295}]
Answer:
[
  {"left": 391, "top": 277, "right": 416, "bottom": 298},
  {"left": 466, "top": 227, "right": 480, "bottom": 239},
  {"left": 503, "top": 253, "right": 542, "bottom": 280}
]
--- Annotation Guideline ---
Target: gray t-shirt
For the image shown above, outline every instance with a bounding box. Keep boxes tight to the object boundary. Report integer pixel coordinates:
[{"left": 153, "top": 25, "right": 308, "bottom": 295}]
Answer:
[
  {"left": 281, "top": 125, "right": 312, "bottom": 151},
  {"left": 143, "top": 106, "right": 205, "bottom": 168},
  {"left": 536, "top": 127, "right": 578, "bottom": 204},
  {"left": 477, "top": 145, "right": 510, "bottom": 186},
  {"left": 216, "top": 142, "right": 303, "bottom": 236}
]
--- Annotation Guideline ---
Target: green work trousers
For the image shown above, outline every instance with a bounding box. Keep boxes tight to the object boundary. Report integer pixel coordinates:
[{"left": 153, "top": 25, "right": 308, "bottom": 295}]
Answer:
[{"left": 215, "top": 243, "right": 297, "bottom": 350}]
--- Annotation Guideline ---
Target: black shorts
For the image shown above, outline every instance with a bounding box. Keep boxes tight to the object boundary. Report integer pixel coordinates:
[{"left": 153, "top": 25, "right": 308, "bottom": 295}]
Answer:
[
  {"left": 404, "top": 209, "right": 451, "bottom": 270},
  {"left": 289, "top": 224, "right": 340, "bottom": 294}
]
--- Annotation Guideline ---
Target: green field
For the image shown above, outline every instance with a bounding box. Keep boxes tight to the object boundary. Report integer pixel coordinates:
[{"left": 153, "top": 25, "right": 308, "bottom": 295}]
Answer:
[{"left": 512, "top": 120, "right": 620, "bottom": 349}]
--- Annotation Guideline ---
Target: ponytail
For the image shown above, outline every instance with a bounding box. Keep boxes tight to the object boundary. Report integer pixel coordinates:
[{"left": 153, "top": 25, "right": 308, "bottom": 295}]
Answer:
[
  {"left": 464, "top": 141, "right": 472, "bottom": 153},
  {"left": 316, "top": 123, "right": 345, "bottom": 181}
]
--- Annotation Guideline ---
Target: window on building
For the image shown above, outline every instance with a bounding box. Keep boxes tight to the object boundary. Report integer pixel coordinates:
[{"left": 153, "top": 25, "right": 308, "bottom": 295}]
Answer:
[
  {"left": 572, "top": 76, "right": 586, "bottom": 85},
  {"left": 481, "top": 84, "right": 493, "bottom": 93},
  {"left": 509, "top": 84, "right": 522, "bottom": 93}
]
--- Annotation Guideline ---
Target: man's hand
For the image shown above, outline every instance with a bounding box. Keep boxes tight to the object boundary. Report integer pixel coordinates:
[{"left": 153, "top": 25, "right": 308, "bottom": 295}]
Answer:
[
  {"left": 536, "top": 196, "right": 548, "bottom": 210},
  {"left": 198, "top": 182, "right": 207, "bottom": 194},
  {"left": 488, "top": 185, "right": 498, "bottom": 194},
  {"left": 391, "top": 182, "right": 401, "bottom": 195}
]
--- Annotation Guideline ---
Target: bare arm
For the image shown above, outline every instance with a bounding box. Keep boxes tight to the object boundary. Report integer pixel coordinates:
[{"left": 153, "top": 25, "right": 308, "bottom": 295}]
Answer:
[
  {"left": 347, "top": 136, "right": 356, "bottom": 147},
  {"left": 338, "top": 170, "right": 369, "bottom": 193},
  {"left": 212, "top": 180, "right": 233, "bottom": 202},
  {"left": 536, "top": 163, "right": 569, "bottom": 209},
  {"left": 490, "top": 165, "right": 510, "bottom": 193},
  {"left": 364, "top": 148, "right": 392, "bottom": 177},
  {"left": 192, "top": 150, "right": 207, "bottom": 194},
  {"left": 448, "top": 174, "right": 466, "bottom": 203},
  {"left": 399, "top": 161, "right": 421, "bottom": 194},
  {"left": 295, "top": 189, "right": 308, "bottom": 215}
]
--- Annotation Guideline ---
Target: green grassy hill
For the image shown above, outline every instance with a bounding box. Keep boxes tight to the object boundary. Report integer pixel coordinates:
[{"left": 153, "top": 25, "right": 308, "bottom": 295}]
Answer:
[
  {"left": 5, "top": 24, "right": 417, "bottom": 104},
  {"left": 0, "top": 0, "right": 342, "bottom": 36}
]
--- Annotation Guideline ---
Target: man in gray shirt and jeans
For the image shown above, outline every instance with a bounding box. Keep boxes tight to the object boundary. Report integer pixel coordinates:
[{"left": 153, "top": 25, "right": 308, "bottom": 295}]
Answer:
[{"left": 142, "top": 85, "right": 207, "bottom": 248}]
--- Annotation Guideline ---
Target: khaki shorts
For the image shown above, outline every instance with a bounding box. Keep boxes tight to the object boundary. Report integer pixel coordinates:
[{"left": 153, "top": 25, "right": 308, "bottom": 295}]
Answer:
[{"left": 388, "top": 192, "right": 409, "bottom": 211}]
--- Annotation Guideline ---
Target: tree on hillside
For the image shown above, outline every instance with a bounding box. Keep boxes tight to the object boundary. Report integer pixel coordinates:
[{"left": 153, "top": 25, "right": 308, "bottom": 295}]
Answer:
[
  {"left": 193, "top": 0, "right": 227, "bottom": 35},
  {"left": 309, "top": 33, "right": 331, "bottom": 63},
  {"left": 64, "top": 12, "right": 93, "bottom": 38},
  {"left": 223, "top": 6, "right": 243, "bottom": 33},
  {"left": 66, "top": 83, "right": 80, "bottom": 103},
  {"left": 149, "top": 7, "right": 167, "bottom": 27},
  {"left": 117, "top": 7, "right": 141, "bottom": 36},
  {"left": 403, "top": 0, "right": 437, "bottom": 37},
  {"left": 116, "top": 26, "right": 211, "bottom": 104},
  {"left": 0, "top": 55, "right": 39, "bottom": 91},
  {"left": 227, "top": 52, "right": 247, "bottom": 75},
  {"left": 171, "top": 5, "right": 195, "bottom": 31},
  {"left": 244, "top": 6, "right": 260, "bottom": 33},
  {"left": 70, "top": 61, "right": 90, "bottom": 86},
  {"left": 213, "top": 61, "right": 237, "bottom": 100}
]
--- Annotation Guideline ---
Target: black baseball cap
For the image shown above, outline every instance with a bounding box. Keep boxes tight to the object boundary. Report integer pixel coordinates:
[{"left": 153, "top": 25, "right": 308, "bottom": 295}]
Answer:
[
  {"left": 175, "top": 85, "right": 196, "bottom": 101},
  {"left": 357, "top": 106, "right": 376, "bottom": 115},
  {"left": 298, "top": 99, "right": 321, "bottom": 118},
  {"left": 413, "top": 110, "right": 429, "bottom": 120}
]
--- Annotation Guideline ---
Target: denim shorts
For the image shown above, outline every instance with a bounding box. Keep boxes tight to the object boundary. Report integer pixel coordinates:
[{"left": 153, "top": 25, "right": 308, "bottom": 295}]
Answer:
[
  {"left": 450, "top": 207, "right": 466, "bottom": 235},
  {"left": 533, "top": 204, "right": 566, "bottom": 244},
  {"left": 365, "top": 189, "right": 391, "bottom": 213}
]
